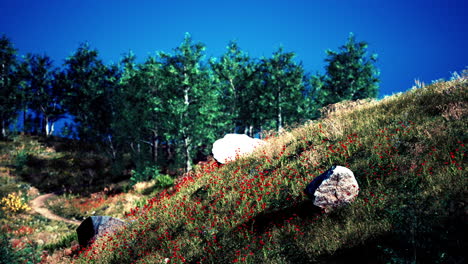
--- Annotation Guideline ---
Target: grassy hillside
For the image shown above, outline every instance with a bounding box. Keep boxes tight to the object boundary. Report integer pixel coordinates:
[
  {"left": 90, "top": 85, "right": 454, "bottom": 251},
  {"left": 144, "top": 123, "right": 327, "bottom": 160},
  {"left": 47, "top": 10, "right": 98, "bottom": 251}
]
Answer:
[
  {"left": 2, "top": 77, "right": 464, "bottom": 263},
  {"left": 70, "top": 78, "right": 467, "bottom": 263}
]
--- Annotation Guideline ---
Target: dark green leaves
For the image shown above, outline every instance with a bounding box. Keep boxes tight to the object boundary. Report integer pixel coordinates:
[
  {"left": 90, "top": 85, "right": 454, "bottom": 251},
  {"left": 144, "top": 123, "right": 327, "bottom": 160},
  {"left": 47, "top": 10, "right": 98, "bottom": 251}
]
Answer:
[{"left": 316, "top": 33, "right": 380, "bottom": 108}]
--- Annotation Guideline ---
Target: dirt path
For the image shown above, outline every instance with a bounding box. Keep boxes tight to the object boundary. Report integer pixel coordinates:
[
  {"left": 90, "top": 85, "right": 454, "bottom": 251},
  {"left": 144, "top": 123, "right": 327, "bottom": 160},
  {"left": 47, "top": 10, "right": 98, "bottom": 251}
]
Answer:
[{"left": 30, "top": 193, "right": 81, "bottom": 225}]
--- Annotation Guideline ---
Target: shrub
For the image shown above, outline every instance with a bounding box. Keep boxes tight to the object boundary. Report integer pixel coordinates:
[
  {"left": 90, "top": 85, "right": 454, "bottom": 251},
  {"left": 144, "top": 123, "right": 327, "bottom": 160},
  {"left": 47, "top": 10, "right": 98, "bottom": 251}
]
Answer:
[
  {"left": 155, "top": 174, "right": 174, "bottom": 188},
  {"left": 130, "top": 165, "right": 160, "bottom": 185},
  {"left": 13, "top": 149, "right": 30, "bottom": 171},
  {"left": 1, "top": 192, "right": 30, "bottom": 215}
]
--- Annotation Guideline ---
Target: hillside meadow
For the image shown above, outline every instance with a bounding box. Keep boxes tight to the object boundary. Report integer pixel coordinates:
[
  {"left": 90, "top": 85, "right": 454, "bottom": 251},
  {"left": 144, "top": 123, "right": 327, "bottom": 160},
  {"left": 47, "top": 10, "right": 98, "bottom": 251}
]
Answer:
[
  {"left": 73, "top": 78, "right": 466, "bottom": 263},
  {"left": 0, "top": 77, "right": 466, "bottom": 263}
]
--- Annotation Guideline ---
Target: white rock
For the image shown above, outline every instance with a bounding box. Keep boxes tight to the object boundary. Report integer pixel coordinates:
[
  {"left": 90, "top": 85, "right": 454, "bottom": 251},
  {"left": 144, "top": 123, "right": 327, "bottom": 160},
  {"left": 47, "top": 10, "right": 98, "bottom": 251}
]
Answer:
[{"left": 212, "top": 134, "right": 265, "bottom": 164}]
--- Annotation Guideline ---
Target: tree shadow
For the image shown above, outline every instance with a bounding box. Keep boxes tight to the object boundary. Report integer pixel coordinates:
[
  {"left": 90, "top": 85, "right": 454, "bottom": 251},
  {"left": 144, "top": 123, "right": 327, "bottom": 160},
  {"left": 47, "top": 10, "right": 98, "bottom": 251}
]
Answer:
[{"left": 242, "top": 200, "right": 323, "bottom": 234}]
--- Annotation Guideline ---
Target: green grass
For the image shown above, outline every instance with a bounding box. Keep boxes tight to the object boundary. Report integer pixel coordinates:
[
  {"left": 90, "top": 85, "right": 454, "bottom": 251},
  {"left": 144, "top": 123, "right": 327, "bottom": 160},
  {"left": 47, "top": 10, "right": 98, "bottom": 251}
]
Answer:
[
  {"left": 70, "top": 78, "right": 467, "bottom": 263},
  {"left": 43, "top": 232, "right": 78, "bottom": 252}
]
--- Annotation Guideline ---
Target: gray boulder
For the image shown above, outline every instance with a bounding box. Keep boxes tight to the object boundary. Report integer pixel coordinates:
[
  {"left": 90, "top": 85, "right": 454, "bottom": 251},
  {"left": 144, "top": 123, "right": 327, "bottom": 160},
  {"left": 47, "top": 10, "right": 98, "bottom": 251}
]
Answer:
[
  {"left": 76, "top": 216, "right": 126, "bottom": 248},
  {"left": 305, "top": 165, "right": 359, "bottom": 212}
]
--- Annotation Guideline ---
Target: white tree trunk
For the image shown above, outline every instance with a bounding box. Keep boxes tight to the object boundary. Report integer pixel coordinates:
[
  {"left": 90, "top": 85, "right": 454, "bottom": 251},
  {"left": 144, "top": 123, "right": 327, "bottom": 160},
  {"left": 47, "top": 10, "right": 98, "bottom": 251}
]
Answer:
[
  {"left": 278, "top": 89, "right": 283, "bottom": 133},
  {"left": 45, "top": 116, "right": 51, "bottom": 136},
  {"left": 184, "top": 136, "right": 192, "bottom": 172},
  {"left": 1, "top": 120, "right": 6, "bottom": 138},
  {"left": 45, "top": 116, "right": 56, "bottom": 137},
  {"left": 183, "top": 86, "right": 192, "bottom": 172},
  {"left": 278, "top": 106, "right": 283, "bottom": 132},
  {"left": 50, "top": 122, "right": 55, "bottom": 136}
]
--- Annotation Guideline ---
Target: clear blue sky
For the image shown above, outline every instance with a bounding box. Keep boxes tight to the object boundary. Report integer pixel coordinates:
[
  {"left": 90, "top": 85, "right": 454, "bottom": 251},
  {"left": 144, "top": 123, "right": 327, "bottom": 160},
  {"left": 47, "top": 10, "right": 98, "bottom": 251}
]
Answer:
[{"left": 1, "top": 0, "right": 467, "bottom": 98}]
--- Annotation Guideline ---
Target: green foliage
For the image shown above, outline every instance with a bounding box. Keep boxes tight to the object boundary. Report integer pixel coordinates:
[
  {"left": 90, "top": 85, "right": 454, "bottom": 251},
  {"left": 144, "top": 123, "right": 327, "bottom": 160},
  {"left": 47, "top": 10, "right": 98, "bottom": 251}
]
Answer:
[
  {"left": 73, "top": 79, "right": 466, "bottom": 263},
  {"left": 43, "top": 232, "right": 77, "bottom": 252},
  {"left": 258, "top": 47, "right": 310, "bottom": 132},
  {"left": 157, "top": 33, "right": 226, "bottom": 172},
  {"left": 113, "top": 52, "right": 166, "bottom": 169},
  {"left": 0, "top": 34, "right": 22, "bottom": 140},
  {"left": 0, "top": 231, "right": 41, "bottom": 264},
  {"left": 1, "top": 32, "right": 384, "bottom": 183},
  {"left": 130, "top": 165, "right": 160, "bottom": 185},
  {"left": 0, "top": 231, "right": 18, "bottom": 264},
  {"left": 315, "top": 33, "right": 380, "bottom": 108},
  {"left": 22, "top": 54, "right": 66, "bottom": 136},
  {"left": 210, "top": 41, "right": 257, "bottom": 134},
  {"left": 13, "top": 149, "right": 30, "bottom": 171},
  {"left": 62, "top": 43, "right": 119, "bottom": 143},
  {"left": 155, "top": 174, "right": 174, "bottom": 188}
]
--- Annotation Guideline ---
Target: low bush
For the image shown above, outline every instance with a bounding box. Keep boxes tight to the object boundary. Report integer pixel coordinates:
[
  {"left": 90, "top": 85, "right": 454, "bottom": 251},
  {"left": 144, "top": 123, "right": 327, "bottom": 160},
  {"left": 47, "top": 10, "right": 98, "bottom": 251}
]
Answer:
[{"left": 130, "top": 165, "right": 160, "bottom": 185}]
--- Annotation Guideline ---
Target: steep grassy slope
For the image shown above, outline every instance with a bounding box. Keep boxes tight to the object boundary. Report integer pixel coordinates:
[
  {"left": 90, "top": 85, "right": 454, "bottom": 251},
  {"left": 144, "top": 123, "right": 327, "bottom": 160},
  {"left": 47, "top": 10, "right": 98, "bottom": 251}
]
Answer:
[{"left": 73, "top": 79, "right": 467, "bottom": 264}]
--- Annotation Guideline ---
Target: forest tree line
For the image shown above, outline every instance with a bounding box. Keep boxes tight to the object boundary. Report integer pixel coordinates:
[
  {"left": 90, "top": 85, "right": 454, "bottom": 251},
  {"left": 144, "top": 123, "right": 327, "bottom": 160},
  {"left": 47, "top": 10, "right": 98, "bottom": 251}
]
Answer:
[{"left": 0, "top": 33, "right": 379, "bottom": 177}]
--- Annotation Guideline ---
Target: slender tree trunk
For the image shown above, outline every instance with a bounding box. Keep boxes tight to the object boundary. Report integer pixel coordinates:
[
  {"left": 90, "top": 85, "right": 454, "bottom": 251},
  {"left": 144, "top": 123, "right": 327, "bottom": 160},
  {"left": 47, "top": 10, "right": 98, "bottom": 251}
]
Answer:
[
  {"left": 229, "top": 78, "right": 238, "bottom": 132},
  {"left": 183, "top": 86, "right": 192, "bottom": 172},
  {"left": 166, "top": 142, "right": 173, "bottom": 162},
  {"left": 44, "top": 117, "right": 55, "bottom": 137},
  {"left": 277, "top": 89, "right": 283, "bottom": 132},
  {"left": 107, "top": 135, "right": 117, "bottom": 161},
  {"left": 50, "top": 122, "right": 55, "bottom": 136},
  {"left": 45, "top": 116, "right": 51, "bottom": 136},
  {"left": 184, "top": 136, "right": 192, "bottom": 172},
  {"left": 249, "top": 125, "right": 253, "bottom": 137},
  {"left": 45, "top": 120, "right": 50, "bottom": 136},
  {"left": 0, "top": 119, "right": 5, "bottom": 140},
  {"left": 151, "top": 131, "right": 159, "bottom": 163},
  {"left": 278, "top": 105, "right": 283, "bottom": 132}
]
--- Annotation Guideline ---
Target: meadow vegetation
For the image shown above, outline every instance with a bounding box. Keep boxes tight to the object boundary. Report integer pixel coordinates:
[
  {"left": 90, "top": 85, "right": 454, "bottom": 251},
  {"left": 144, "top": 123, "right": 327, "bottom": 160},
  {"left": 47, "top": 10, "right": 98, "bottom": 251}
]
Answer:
[
  {"left": 67, "top": 78, "right": 465, "bottom": 263},
  {"left": 0, "top": 78, "right": 466, "bottom": 263}
]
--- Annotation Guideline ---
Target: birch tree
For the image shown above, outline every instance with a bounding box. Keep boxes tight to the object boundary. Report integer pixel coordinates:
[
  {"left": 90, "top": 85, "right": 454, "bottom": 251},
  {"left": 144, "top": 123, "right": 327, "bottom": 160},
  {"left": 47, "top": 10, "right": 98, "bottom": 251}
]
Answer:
[
  {"left": 23, "top": 54, "right": 65, "bottom": 136},
  {"left": 158, "top": 33, "right": 223, "bottom": 172},
  {"left": 259, "top": 47, "right": 308, "bottom": 132},
  {"left": 210, "top": 41, "right": 257, "bottom": 134}
]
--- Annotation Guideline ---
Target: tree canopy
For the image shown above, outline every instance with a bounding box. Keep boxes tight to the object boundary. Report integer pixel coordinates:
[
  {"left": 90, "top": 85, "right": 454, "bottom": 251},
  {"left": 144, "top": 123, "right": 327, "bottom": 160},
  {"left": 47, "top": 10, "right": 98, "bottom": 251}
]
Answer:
[
  {"left": 315, "top": 33, "right": 380, "bottom": 107},
  {"left": 1, "top": 32, "right": 380, "bottom": 179}
]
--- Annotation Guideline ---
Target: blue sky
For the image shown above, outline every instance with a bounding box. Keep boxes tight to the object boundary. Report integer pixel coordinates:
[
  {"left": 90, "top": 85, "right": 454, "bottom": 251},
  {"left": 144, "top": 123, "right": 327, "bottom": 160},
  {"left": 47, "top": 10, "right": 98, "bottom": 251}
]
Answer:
[{"left": 1, "top": 0, "right": 467, "bottom": 98}]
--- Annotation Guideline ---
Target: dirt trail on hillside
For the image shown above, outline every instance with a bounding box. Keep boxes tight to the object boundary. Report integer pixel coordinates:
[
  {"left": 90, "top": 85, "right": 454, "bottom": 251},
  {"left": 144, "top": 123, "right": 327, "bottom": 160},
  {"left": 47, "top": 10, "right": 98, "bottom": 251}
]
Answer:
[{"left": 30, "top": 193, "right": 81, "bottom": 225}]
